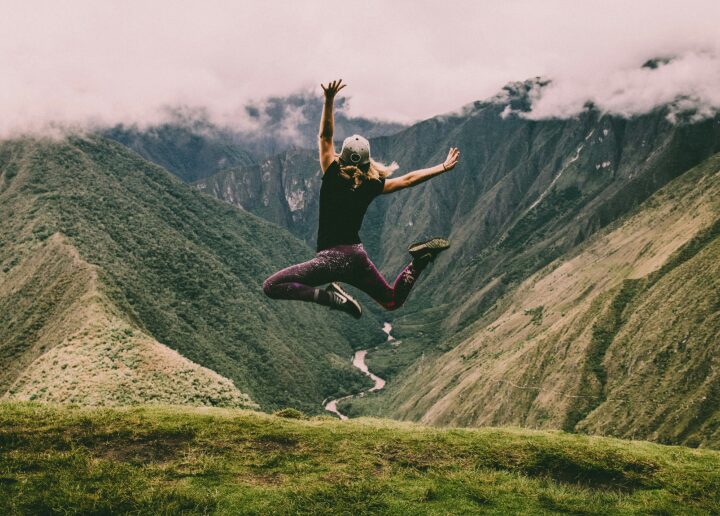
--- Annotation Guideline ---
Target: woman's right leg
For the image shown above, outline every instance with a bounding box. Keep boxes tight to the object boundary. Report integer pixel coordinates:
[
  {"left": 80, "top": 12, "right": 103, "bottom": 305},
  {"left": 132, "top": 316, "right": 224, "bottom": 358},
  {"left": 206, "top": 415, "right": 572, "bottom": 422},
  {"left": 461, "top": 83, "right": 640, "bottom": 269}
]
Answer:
[{"left": 262, "top": 253, "right": 337, "bottom": 304}]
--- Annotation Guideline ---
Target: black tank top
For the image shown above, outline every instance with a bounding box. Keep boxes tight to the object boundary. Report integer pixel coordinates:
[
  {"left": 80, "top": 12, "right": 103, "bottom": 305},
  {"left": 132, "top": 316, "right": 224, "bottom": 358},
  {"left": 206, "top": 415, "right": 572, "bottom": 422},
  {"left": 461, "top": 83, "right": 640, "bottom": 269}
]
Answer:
[{"left": 316, "top": 160, "right": 385, "bottom": 251}]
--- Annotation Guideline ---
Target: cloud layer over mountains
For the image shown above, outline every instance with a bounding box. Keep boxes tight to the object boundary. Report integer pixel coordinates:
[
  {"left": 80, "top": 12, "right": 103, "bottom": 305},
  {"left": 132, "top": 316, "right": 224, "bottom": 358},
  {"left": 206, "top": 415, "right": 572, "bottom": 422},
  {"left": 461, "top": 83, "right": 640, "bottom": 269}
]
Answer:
[
  {"left": 1, "top": 0, "right": 719, "bottom": 136},
  {"left": 499, "top": 51, "right": 720, "bottom": 123}
]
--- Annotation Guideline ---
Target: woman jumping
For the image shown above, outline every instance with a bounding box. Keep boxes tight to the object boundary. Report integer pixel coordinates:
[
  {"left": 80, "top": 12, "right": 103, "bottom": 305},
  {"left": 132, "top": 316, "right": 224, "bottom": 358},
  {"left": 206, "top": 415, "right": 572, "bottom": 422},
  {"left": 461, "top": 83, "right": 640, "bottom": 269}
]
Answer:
[{"left": 262, "top": 79, "right": 460, "bottom": 318}]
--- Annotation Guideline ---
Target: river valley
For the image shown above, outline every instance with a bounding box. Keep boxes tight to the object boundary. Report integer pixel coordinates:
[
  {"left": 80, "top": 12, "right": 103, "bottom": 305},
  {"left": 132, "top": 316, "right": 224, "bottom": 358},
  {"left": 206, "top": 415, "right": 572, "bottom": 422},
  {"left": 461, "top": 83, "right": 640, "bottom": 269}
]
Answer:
[{"left": 323, "top": 322, "right": 395, "bottom": 419}]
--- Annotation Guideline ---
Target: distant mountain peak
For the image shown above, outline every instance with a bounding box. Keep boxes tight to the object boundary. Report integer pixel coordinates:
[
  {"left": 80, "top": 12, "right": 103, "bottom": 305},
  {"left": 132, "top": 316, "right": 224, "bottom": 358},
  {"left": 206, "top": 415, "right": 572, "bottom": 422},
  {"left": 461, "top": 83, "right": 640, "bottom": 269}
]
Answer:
[
  {"left": 452, "top": 77, "right": 552, "bottom": 119},
  {"left": 641, "top": 56, "right": 675, "bottom": 69},
  {"left": 495, "top": 77, "right": 552, "bottom": 114}
]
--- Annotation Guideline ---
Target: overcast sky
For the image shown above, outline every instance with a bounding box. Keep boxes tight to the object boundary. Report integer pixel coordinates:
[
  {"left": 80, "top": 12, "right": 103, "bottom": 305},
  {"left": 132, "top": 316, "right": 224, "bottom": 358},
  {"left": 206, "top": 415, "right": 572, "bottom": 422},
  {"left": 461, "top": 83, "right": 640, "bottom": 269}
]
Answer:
[{"left": 1, "top": 0, "right": 719, "bottom": 135}]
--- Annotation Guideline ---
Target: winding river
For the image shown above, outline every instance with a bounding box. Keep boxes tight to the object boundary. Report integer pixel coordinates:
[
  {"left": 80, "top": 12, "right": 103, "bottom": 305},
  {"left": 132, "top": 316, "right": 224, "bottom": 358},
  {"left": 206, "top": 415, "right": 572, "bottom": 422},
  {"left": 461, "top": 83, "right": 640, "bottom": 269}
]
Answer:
[{"left": 323, "top": 322, "right": 395, "bottom": 420}]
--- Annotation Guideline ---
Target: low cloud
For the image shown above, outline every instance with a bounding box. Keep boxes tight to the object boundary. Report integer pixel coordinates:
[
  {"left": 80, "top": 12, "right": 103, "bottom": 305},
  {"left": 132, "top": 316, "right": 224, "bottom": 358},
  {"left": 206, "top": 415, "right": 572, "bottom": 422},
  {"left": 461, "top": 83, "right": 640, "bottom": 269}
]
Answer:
[
  {"left": 522, "top": 50, "right": 720, "bottom": 121},
  {"left": 1, "top": 0, "right": 720, "bottom": 138}
]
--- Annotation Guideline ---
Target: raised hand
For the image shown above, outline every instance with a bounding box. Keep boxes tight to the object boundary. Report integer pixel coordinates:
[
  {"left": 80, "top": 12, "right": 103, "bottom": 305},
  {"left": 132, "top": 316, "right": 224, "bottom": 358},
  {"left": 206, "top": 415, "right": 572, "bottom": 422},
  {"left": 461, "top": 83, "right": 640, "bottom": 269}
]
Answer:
[
  {"left": 321, "top": 79, "right": 346, "bottom": 100},
  {"left": 442, "top": 147, "right": 460, "bottom": 171}
]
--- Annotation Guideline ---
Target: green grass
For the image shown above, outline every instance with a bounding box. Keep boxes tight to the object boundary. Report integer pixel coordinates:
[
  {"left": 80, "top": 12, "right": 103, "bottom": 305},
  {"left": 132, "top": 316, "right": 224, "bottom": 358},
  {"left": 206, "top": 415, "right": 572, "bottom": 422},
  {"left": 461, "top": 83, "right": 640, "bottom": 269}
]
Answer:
[{"left": 2, "top": 402, "right": 720, "bottom": 514}]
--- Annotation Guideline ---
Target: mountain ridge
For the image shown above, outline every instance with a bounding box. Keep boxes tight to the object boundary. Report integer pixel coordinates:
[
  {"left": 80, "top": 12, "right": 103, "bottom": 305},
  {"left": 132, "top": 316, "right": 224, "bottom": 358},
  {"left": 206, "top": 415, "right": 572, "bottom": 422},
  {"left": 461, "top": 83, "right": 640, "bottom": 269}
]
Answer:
[
  {"left": 105, "top": 91, "right": 407, "bottom": 183},
  {"left": 2, "top": 232, "right": 257, "bottom": 408}
]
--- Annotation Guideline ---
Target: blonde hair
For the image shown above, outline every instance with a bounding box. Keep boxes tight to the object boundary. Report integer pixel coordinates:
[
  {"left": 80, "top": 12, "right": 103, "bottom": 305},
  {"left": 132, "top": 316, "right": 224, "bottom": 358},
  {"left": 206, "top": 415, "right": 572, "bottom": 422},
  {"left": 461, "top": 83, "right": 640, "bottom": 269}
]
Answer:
[{"left": 336, "top": 155, "right": 399, "bottom": 187}]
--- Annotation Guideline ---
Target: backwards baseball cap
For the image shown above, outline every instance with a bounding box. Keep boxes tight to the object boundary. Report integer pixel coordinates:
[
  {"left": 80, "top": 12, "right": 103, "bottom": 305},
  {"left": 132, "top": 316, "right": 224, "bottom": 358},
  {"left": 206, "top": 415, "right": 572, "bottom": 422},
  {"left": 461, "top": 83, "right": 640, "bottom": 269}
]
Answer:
[{"left": 340, "top": 134, "right": 371, "bottom": 166}]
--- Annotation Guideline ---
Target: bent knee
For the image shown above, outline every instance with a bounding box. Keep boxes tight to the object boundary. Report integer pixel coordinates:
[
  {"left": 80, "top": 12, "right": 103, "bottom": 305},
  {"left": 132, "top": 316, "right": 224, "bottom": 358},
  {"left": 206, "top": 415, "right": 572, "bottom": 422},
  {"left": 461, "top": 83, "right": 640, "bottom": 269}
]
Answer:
[
  {"left": 262, "top": 276, "right": 277, "bottom": 298},
  {"left": 381, "top": 301, "right": 401, "bottom": 311}
]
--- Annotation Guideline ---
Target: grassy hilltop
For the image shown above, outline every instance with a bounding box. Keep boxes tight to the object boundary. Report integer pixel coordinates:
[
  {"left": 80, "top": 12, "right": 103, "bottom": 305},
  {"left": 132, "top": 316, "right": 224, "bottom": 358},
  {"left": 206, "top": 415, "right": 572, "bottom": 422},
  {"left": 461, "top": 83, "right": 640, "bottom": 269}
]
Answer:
[{"left": 2, "top": 402, "right": 720, "bottom": 514}]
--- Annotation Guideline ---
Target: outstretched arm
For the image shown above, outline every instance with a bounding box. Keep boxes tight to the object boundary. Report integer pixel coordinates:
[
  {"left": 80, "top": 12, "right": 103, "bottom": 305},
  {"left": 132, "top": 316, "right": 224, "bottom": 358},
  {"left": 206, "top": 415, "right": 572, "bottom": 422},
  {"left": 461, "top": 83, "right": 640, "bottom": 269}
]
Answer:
[
  {"left": 318, "top": 79, "right": 346, "bottom": 173},
  {"left": 383, "top": 147, "right": 460, "bottom": 194}
]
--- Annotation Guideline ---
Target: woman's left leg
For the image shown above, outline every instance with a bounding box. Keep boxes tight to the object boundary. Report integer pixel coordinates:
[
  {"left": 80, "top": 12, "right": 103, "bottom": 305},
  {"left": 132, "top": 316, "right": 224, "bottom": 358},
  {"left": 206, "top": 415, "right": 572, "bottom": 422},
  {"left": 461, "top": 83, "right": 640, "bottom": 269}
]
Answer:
[{"left": 343, "top": 247, "right": 424, "bottom": 311}]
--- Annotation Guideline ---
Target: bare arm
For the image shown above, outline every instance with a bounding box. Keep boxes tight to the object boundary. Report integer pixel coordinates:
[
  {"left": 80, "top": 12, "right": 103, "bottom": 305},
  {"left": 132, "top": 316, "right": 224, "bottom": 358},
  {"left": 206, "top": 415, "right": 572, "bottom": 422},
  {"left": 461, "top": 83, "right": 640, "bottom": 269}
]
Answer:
[
  {"left": 383, "top": 147, "right": 460, "bottom": 194},
  {"left": 318, "top": 79, "right": 346, "bottom": 173}
]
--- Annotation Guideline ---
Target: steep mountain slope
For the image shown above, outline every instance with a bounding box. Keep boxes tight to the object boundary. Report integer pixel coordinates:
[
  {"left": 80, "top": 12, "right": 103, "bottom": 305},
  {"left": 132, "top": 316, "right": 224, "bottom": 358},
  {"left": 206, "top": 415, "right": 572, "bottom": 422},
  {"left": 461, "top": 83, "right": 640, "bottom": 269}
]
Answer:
[
  {"left": 93, "top": 80, "right": 720, "bottom": 444},
  {"left": 0, "top": 137, "right": 383, "bottom": 412},
  {"left": 374, "top": 104, "right": 720, "bottom": 343},
  {"left": 194, "top": 148, "right": 323, "bottom": 245},
  {"left": 355, "top": 152, "right": 720, "bottom": 447},
  {"left": 0, "top": 233, "right": 255, "bottom": 408}
]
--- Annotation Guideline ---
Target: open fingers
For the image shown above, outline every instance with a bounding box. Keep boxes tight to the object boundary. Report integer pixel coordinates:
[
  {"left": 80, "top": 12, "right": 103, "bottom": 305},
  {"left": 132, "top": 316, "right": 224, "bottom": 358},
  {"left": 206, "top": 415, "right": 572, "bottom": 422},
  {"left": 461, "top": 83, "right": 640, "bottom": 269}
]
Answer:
[
  {"left": 322, "top": 79, "right": 346, "bottom": 96},
  {"left": 443, "top": 147, "right": 460, "bottom": 170}
]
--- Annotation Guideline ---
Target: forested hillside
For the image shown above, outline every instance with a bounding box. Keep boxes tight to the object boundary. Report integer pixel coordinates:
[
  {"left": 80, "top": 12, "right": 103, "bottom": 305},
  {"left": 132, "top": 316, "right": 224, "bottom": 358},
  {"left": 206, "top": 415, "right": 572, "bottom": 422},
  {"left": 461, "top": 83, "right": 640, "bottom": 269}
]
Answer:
[{"left": 0, "top": 137, "right": 384, "bottom": 412}]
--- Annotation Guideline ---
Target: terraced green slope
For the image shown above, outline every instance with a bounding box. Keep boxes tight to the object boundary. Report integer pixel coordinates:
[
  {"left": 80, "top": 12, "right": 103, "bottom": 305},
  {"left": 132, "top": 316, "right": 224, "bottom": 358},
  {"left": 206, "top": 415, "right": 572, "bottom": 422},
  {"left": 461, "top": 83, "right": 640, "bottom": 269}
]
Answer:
[
  {"left": 2, "top": 402, "right": 720, "bottom": 514},
  {"left": 0, "top": 137, "right": 383, "bottom": 412}
]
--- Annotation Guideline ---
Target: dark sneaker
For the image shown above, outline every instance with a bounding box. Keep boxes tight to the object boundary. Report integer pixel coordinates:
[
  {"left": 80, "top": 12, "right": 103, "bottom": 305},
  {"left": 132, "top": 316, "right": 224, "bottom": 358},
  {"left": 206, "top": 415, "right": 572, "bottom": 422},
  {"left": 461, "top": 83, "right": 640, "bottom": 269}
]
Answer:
[
  {"left": 326, "top": 282, "right": 362, "bottom": 319},
  {"left": 408, "top": 237, "right": 450, "bottom": 263}
]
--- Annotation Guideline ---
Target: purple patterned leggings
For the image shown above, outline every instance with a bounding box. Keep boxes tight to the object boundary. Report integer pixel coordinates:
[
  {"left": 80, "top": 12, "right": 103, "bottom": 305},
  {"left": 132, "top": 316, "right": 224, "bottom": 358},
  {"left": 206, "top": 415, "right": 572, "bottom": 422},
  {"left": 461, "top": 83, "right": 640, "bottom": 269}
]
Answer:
[{"left": 262, "top": 243, "right": 421, "bottom": 311}]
